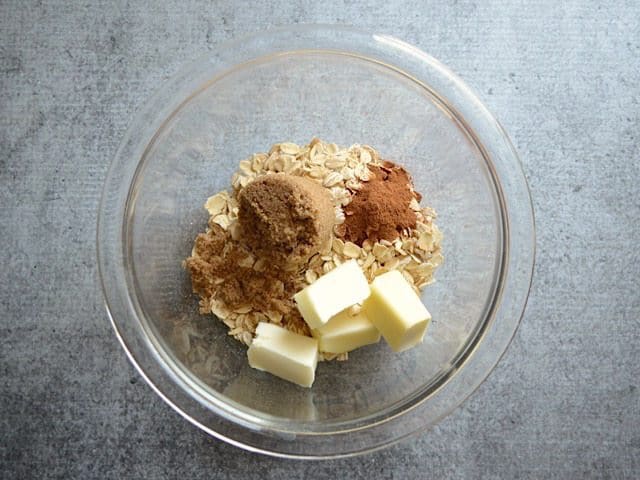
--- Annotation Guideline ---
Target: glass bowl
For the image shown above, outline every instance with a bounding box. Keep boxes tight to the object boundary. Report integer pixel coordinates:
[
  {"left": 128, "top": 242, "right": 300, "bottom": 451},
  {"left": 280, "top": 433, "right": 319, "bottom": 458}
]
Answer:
[{"left": 97, "top": 26, "right": 534, "bottom": 458}]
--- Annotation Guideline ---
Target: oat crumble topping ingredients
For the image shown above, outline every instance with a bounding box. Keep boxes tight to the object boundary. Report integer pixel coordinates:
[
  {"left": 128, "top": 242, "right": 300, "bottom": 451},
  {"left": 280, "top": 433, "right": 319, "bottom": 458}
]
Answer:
[{"left": 183, "top": 139, "right": 442, "bottom": 362}]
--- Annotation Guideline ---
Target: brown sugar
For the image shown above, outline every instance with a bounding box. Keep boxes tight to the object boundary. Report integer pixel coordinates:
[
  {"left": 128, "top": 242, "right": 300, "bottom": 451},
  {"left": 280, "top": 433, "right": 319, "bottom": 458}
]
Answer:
[
  {"left": 338, "top": 161, "right": 419, "bottom": 245},
  {"left": 237, "top": 174, "right": 334, "bottom": 266}
]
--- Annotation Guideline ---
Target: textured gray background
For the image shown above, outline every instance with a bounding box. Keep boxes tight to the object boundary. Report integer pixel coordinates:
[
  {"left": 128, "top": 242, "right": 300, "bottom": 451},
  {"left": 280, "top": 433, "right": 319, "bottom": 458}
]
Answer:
[{"left": 1, "top": 0, "right": 639, "bottom": 478}]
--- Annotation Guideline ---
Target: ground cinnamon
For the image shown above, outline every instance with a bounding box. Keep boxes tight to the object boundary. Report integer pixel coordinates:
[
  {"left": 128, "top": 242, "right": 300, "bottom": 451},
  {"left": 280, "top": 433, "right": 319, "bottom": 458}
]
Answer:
[{"left": 338, "top": 161, "right": 419, "bottom": 245}]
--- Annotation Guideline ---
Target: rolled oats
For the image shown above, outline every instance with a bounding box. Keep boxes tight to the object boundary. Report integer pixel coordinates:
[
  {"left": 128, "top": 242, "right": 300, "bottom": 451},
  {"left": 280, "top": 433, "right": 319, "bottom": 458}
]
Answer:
[
  {"left": 305, "top": 269, "right": 318, "bottom": 284},
  {"left": 342, "top": 242, "right": 361, "bottom": 259},
  {"left": 362, "top": 253, "right": 376, "bottom": 269},
  {"left": 322, "top": 261, "right": 335, "bottom": 274},
  {"left": 211, "top": 214, "right": 230, "bottom": 230},
  {"left": 332, "top": 238, "right": 345, "bottom": 255},
  {"left": 325, "top": 158, "right": 346, "bottom": 169},
  {"left": 265, "top": 310, "right": 283, "bottom": 324},
  {"left": 279, "top": 142, "right": 300, "bottom": 155},
  {"left": 234, "top": 305, "right": 252, "bottom": 314},
  {"left": 204, "top": 192, "right": 228, "bottom": 216},
  {"left": 238, "top": 159, "right": 253, "bottom": 176},
  {"left": 322, "top": 171, "right": 343, "bottom": 188}
]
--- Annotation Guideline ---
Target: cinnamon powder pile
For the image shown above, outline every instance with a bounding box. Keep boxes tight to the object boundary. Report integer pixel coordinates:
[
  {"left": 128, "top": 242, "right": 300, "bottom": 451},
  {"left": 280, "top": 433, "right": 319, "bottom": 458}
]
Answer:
[{"left": 338, "top": 161, "right": 420, "bottom": 245}]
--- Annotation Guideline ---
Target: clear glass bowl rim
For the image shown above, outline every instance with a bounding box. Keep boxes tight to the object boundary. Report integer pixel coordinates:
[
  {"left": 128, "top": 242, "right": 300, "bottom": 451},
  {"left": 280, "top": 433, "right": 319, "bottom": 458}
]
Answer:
[{"left": 97, "top": 24, "right": 535, "bottom": 459}]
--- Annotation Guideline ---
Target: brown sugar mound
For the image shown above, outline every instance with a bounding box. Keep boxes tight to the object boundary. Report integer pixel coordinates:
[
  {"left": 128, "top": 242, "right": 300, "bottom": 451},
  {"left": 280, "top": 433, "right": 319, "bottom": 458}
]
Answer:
[
  {"left": 237, "top": 174, "right": 334, "bottom": 266},
  {"left": 338, "top": 161, "right": 419, "bottom": 245}
]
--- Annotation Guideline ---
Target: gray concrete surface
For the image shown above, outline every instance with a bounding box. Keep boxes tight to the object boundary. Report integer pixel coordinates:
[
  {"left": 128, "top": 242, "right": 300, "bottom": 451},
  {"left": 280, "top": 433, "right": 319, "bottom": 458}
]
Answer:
[{"left": 1, "top": 1, "right": 639, "bottom": 478}]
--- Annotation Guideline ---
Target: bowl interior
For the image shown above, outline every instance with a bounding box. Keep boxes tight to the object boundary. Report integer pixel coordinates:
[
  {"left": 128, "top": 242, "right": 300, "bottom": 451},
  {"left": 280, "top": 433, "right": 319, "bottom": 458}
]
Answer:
[{"left": 126, "top": 51, "right": 502, "bottom": 428}]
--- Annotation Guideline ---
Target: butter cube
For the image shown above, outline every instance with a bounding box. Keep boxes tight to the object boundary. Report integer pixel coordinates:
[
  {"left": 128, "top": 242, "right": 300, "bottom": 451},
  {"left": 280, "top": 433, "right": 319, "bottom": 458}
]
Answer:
[
  {"left": 363, "top": 270, "right": 431, "bottom": 352},
  {"left": 247, "top": 322, "right": 318, "bottom": 387},
  {"left": 294, "top": 260, "right": 370, "bottom": 329},
  {"left": 313, "top": 309, "right": 381, "bottom": 353}
]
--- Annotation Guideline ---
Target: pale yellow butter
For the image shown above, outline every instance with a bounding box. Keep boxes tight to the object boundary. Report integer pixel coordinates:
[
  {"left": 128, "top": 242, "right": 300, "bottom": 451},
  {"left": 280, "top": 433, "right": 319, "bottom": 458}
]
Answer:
[
  {"left": 363, "top": 270, "right": 431, "bottom": 352},
  {"left": 294, "top": 260, "right": 370, "bottom": 329},
  {"left": 313, "top": 309, "right": 381, "bottom": 354},
  {"left": 247, "top": 322, "right": 318, "bottom": 387}
]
